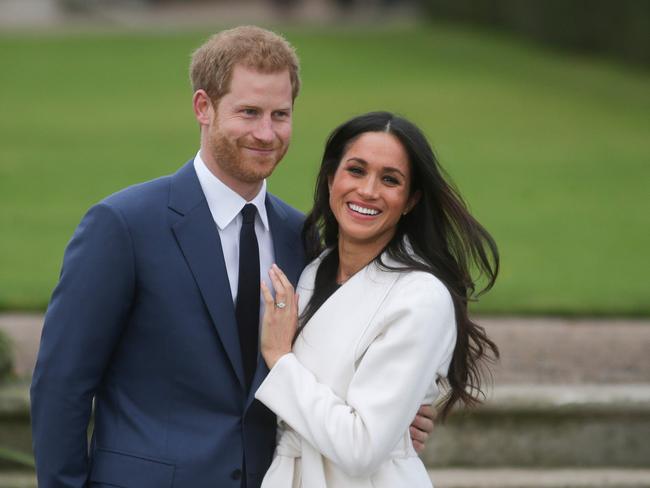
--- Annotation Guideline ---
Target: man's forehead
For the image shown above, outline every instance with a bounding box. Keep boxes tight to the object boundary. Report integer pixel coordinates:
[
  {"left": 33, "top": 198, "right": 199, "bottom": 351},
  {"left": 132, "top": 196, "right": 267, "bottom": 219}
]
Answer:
[
  {"left": 224, "top": 65, "right": 292, "bottom": 103},
  {"left": 229, "top": 64, "right": 291, "bottom": 85}
]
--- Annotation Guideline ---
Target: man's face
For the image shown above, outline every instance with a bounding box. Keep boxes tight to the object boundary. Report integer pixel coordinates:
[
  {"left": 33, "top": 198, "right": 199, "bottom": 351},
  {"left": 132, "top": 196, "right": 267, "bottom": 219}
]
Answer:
[{"left": 205, "top": 65, "right": 293, "bottom": 189}]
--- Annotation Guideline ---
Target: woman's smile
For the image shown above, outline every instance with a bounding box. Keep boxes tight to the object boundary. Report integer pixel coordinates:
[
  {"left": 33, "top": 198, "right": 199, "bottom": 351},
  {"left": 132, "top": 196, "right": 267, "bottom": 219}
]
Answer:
[{"left": 346, "top": 201, "right": 381, "bottom": 217}]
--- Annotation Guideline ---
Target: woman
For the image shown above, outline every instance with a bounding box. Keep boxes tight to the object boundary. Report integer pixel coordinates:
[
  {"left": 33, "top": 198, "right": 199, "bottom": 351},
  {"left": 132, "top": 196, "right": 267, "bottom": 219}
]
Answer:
[{"left": 255, "top": 112, "right": 499, "bottom": 487}]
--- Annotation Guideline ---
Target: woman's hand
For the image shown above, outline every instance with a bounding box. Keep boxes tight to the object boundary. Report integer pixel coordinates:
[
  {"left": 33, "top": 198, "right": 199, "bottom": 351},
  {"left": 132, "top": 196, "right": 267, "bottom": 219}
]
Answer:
[{"left": 260, "top": 264, "right": 299, "bottom": 369}]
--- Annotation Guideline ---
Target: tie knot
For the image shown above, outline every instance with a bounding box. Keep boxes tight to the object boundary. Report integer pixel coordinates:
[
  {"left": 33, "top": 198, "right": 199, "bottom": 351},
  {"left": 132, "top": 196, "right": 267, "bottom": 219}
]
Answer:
[{"left": 241, "top": 203, "right": 257, "bottom": 225}]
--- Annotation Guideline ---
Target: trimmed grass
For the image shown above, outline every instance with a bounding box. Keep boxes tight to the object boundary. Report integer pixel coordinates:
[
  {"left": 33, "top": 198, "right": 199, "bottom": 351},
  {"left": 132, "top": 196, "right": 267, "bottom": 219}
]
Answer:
[{"left": 1, "top": 25, "right": 649, "bottom": 314}]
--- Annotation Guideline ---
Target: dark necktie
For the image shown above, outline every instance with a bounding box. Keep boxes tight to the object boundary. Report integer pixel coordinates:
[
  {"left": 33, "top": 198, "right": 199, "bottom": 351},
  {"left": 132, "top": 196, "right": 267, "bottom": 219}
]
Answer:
[{"left": 236, "top": 204, "right": 260, "bottom": 392}]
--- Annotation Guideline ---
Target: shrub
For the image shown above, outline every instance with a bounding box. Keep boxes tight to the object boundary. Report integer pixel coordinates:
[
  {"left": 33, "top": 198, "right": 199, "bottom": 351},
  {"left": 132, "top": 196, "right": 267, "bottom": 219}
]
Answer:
[
  {"left": 0, "top": 330, "right": 13, "bottom": 382},
  {"left": 423, "top": 0, "right": 650, "bottom": 66}
]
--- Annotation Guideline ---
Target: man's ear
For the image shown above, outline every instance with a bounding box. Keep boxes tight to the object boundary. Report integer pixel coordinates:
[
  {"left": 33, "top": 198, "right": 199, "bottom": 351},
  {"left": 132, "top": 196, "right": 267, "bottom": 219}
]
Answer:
[{"left": 193, "top": 89, "right": 213, "bottom": 126}]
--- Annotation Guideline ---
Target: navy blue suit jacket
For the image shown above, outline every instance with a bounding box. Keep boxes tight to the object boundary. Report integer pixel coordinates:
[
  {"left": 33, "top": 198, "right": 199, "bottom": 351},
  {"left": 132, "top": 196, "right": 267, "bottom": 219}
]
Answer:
[{"left": 30, "top": 160, "right": 307, "bottom": 488}]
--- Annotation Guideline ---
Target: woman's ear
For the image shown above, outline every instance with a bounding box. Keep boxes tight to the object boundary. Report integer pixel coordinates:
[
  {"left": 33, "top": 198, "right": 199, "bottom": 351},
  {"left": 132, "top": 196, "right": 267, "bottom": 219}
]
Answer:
[{"left": 404, "top": 190, "right": 422, "bottom": 215}]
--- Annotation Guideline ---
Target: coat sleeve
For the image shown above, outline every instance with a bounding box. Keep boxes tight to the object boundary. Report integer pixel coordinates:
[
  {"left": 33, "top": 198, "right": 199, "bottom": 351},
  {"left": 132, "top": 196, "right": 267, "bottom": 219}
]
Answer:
[
  {"left": 255, "top": 273, "right": 456, "bottom": 477},
  {"left": 30, "top": 202, "right": 135, "bottom": 488}
]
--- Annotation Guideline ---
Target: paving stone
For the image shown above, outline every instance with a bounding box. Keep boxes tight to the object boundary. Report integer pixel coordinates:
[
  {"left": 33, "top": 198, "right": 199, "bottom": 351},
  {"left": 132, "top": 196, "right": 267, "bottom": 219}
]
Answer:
[
  {"left": 2, "top": 468, "right": 649, "bottom": 488},
  {"left": 2, "top": 314, "right": 649, "bottom": 383},
  {"left": 429, "top": 468, "right": 650, "bottom": 488}
]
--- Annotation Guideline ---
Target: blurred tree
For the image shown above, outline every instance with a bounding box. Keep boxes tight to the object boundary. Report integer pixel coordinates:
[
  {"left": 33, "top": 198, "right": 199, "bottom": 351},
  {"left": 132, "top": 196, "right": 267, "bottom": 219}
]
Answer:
[
  {"left": 424, "top": 0, "right": 650, "bottom": 66},
  {"left": 0, "top": 331, "right": 13, "bottom": 382}
]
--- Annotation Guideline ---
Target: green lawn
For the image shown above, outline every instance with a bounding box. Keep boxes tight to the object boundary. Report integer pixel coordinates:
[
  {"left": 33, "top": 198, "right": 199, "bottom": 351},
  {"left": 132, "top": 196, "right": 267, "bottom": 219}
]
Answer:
[{"left": 1, "top": 25, "right": 648, "bottom": 315}]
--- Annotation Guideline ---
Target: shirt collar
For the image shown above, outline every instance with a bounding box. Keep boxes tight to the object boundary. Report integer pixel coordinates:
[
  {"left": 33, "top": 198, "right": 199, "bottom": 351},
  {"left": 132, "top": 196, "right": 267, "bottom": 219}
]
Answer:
[{"left": 193, "top": 150, "right": 270, "bottom": 231}]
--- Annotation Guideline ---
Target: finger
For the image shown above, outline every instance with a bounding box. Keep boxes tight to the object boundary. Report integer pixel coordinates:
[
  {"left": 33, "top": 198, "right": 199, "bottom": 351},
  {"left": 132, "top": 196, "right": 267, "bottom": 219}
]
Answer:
[
  {"left": 269, "top": 267, "right": 293, "bottom": 309},
  {"left": 412, "top": 439, "right": 425, "bottom": 454},
  {"left": 268, "top": 268, "right": 286, "bottom": 299},
  {"left": 409, "top": 425, "right": 427, "bottom": 444},
  {"left": 273, "top": 265, "right": 296, "bottom": 310},
  {"left": 272, "top": 264, "right": 294, "bottom": 293},
  {"left": 261, "top": 281, "right": 274, "bottom": 308},
  {"left": 411, "top": 414, "right": 434, "bottom": 434},
  {"left": 417, "top": 404, "right": 437, "bottom": 421}
]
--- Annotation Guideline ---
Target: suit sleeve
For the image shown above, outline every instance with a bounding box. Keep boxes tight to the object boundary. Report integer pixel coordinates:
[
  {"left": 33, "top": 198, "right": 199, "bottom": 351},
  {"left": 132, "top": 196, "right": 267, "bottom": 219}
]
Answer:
[
  {"left": 255, "top": 274, "right": 456, "bottom": 477},
  {"left": 30, "top": 202, "right": 135, "bottom": 488}
]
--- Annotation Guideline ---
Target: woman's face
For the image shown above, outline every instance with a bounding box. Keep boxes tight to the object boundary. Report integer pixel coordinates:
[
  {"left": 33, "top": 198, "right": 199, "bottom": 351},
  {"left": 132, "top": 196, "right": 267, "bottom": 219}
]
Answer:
[{"left": 328, "top": 131, "right": 420, "bottom": 248}]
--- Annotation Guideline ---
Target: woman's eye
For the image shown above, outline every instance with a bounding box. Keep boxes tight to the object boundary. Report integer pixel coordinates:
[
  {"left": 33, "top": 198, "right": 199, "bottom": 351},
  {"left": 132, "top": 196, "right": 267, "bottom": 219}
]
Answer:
[{"left": 383, "top": 176, "right": 400, "bottom": 185}]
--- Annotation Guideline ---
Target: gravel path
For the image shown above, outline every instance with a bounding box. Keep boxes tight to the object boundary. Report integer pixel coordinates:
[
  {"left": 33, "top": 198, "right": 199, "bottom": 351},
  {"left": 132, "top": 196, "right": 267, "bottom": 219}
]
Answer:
[{"left": 1, "top": 313, "right": 648, "bottom": 383}]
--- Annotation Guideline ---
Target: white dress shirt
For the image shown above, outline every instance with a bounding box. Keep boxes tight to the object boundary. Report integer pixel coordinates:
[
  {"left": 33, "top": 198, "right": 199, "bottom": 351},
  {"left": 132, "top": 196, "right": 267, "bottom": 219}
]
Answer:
[{"left": 193, "top": 151, "right": 275, "bottom": 325}]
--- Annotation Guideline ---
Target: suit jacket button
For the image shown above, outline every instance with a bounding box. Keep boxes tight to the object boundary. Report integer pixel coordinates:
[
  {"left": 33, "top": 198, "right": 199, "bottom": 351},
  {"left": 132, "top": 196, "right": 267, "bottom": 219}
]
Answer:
[{"left": 231, "top": 469, "right": 242, "bottom": 480}]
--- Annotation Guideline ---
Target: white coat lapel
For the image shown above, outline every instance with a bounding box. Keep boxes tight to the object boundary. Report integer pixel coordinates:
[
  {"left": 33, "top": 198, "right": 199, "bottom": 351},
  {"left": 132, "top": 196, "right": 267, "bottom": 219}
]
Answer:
[{"left": 295, "top": 258, "right": 401, "bottom": 385}]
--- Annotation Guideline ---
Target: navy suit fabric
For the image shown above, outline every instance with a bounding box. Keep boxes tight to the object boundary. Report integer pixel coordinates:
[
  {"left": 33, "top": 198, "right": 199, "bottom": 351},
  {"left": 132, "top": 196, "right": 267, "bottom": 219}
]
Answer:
[{"left": 30, "top": 160, "right": 307, "bottom": 488}]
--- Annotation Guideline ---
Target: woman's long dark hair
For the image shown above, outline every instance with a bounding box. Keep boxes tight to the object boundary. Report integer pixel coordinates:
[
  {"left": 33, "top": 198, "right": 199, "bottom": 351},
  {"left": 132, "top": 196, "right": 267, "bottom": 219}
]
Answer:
[{"left": 301, "top": 111, "right": 500, "bottom": 420}]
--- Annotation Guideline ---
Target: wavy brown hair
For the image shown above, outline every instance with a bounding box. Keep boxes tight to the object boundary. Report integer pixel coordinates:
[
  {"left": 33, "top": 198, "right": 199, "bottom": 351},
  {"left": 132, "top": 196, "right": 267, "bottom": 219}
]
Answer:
[{"left": 301, "top": 111, "right": 499, "bottom": 420}]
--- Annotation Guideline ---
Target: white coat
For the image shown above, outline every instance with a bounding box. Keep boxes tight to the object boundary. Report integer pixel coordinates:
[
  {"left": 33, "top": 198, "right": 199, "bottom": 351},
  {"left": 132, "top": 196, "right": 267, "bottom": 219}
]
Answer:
[{"left": 255, "top": 250, "right": 457, "bottom": 488}]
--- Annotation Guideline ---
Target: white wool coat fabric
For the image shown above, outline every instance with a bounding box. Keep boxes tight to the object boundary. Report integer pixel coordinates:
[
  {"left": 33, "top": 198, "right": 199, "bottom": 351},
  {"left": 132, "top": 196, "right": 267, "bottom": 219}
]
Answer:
[{"left": 255, "top": 250, "right": 456, "bottom": 488}]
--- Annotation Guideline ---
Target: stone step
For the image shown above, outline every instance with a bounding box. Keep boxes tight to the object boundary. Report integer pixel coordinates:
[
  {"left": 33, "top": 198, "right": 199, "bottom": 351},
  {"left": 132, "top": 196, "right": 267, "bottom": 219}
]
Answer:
[
  {"left": 2, "top": 315, "right": 650, "bottom": 470},
  {"left": 421, "top": 384, "right": 650, "bottom": 468},
  {"left": 1, "top": 469, "right": 649, "bottom": 488},
  {"left": 0, "top": 383, "right": 32, "bottom": 471},
  {"left": 479, "top": 317, "right": 650, "bottom": 384},
  {"left": 429, "top": 469, "right": 650, "bottom": 488},
  {"left": 3, "top": 383, "right": 650, "bottom": 470},
  {"left": 0, "top": 472, "right": 34, "bottom": 488}
]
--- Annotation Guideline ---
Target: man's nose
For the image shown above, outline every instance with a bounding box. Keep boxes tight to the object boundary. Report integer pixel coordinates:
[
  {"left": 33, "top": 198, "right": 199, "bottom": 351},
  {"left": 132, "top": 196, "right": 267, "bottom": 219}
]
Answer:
[{"left": 252, "top": 116, "right": 274, "bottom": 144}]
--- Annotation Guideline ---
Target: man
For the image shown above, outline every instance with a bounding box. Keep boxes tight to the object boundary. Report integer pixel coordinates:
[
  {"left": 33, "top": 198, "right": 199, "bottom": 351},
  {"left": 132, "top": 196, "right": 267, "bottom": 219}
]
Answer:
[{"left": 30, "top": 26, "right": 433, "bottom": 488}]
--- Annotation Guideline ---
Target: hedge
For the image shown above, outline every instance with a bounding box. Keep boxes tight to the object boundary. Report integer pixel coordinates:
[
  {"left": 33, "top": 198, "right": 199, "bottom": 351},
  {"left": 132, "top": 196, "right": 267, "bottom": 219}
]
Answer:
[{"left": 424, "top": 0, "right": 650, "bottom": 66}]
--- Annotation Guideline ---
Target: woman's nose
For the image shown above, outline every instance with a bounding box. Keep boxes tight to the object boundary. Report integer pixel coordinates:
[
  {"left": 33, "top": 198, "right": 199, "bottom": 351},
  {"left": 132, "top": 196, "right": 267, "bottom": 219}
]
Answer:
[{"left": 357, "top": 177, "right": 378, "bottom": 199}]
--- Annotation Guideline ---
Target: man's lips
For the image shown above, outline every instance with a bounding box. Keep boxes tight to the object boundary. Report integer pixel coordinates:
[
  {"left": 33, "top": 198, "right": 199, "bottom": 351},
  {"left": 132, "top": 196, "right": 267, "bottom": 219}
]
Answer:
[{"left": 243, "top": 147, "right": 274, "bottom": 153}]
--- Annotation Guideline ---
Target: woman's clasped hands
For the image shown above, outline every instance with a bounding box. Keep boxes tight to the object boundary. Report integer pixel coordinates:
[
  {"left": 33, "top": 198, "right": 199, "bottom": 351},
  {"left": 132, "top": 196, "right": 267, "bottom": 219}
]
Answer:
[{"left": 260, "top": 264, "right": 300, "bottom": 369}]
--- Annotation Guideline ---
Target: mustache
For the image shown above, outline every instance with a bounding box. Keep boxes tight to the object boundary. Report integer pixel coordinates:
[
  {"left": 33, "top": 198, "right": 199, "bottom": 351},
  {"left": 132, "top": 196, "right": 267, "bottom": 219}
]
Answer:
[{"left": 240, "top": 138, "right": 280, "bottom": 151}]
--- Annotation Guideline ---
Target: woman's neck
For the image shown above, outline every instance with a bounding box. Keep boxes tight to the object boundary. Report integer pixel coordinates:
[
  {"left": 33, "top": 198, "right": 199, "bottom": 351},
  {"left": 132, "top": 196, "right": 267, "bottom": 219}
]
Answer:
[{"left": 336, "top": 235, "right": 392, "bottom": 284}]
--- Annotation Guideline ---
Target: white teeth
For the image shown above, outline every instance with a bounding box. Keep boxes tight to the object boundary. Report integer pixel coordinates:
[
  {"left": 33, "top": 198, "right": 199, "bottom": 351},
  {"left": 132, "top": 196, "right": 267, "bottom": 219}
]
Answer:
[{"left": 348, "top": 203, "right": 379, "bottom": 216}]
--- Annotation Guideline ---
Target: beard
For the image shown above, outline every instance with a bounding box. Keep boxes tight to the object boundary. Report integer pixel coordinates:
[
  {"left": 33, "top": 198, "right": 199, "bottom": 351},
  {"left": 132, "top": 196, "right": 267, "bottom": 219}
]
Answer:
[{"left": 207, "top": 129, "right": 288, "bottom": 184}]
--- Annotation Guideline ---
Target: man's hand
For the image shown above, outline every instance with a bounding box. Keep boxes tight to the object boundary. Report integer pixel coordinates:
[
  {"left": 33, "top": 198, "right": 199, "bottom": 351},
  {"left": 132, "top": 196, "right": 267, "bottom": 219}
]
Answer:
[{"left": 409, "top": 404, "right": 436, "bottom": 453}]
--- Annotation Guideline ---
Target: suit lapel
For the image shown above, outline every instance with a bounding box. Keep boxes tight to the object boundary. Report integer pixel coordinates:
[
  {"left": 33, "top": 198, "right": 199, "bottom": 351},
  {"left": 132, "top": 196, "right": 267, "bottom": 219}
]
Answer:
[{"left": 169, "top": 161, "right": 245, "bottom": 389}]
